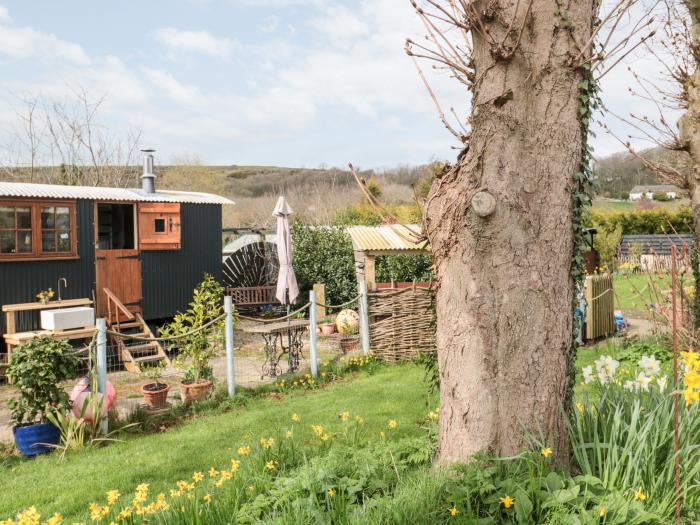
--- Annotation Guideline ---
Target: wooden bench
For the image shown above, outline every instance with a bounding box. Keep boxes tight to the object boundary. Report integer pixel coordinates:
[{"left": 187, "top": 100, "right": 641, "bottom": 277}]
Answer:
[{"left": 226, "top": 286, "right": 277, "bottom": 306}]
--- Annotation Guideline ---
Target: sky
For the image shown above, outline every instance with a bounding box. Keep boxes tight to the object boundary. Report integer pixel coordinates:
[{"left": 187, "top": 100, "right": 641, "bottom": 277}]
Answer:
[{"left": 0, "top": 0, "right": 675, "bottom": 169}]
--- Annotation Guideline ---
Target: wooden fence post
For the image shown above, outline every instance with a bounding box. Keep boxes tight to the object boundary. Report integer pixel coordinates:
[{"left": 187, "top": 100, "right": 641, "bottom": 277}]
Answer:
[{"left": 313, "top": 283, "right": 326, "bottom": 320}]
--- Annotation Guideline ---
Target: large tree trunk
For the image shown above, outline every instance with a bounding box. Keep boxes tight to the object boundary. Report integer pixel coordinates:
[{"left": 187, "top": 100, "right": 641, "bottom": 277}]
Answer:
[
  {"left": 680, "top": 1, "right": 700, "bottom": 324},
  {"left": 425, "top": 1, "right": 594, "bottom": 463}
]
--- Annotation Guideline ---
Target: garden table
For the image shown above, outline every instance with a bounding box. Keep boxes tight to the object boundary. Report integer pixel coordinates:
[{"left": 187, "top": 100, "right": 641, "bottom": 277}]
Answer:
[{"left": 242, "top": 319, "right": 307, "bottom": 378}]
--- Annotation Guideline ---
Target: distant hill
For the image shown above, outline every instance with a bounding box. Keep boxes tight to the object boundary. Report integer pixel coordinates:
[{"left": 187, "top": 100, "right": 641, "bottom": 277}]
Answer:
[
  {"left": 594, "top": 147, "right": 690, "bottom": 199},
  {"left": 0, "top": 163, "right": 433, "bottom": 227}
]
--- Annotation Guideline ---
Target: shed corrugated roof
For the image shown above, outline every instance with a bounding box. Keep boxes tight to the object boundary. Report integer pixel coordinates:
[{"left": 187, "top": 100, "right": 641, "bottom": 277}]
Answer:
[
  {"left": 346, "top": 224, "right": 427, "bottom": 252},
  {"left": 619, "top": 234, "right": 694, "bottom": 257},
  {"left": 0, "top": 181, "right": 234, "bottom": 205}
]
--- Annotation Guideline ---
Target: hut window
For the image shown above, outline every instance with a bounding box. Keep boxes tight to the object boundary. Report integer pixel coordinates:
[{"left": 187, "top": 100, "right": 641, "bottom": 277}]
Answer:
[
  {"left": 40, "top": 206, "right": 73, "bottom": 253},
  {"left": 0, "top": 205, "right": 33, "bottom": 254},
  {"left": 138, "top": 202, "right": 181, "bottom": 250},
  {"left": 0, "top": 201, "right": 77, "bottom": 260}
]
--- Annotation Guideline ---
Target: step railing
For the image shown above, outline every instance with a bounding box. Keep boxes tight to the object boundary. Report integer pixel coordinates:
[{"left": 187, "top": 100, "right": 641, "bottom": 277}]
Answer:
[{"left": 103, "top": 287, "right": 135, "bottom": 328}]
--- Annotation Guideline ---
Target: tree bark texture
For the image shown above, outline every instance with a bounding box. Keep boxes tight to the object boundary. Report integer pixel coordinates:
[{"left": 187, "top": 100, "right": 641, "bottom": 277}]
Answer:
[
  {"left": 425, "top": 0, "right": 594, "bottom": 463},
  {"left": 680, "top": 2, "right": 700, "bottom": 263}
]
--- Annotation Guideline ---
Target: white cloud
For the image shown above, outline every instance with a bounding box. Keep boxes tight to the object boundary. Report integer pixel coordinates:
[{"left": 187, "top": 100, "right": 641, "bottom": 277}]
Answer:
[
  {"left": 154, "top": 28, "right": 236, "bottom": 61},
  {"left": 141, "top": 67, "right": 203, "bottom": 105},
  {"left": 0, "top": 5, "right": 11, "bottom": 23},
  {"left": 0, "top": 20, "right": 90, "bottom": 65}
]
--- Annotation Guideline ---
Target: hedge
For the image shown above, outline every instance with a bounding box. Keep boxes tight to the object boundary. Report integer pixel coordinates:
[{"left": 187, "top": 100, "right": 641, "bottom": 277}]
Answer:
[{"left": 590, "top": 207, "right": 693, "bottom": 235}]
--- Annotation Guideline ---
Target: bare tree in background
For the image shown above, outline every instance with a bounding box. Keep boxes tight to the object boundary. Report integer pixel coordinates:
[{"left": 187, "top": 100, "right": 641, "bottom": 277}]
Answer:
[
  {"left": 407, "top": 0, "right": 657, "bottom": 463},
  {"left": 1, "top": 87, "right": 141, "bottom": 187}
]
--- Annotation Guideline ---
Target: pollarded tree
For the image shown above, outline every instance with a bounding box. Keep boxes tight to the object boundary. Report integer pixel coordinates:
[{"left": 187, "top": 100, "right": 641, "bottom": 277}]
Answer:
[{"left": 407, "top": 1, "right": 655, "bottom": 462}]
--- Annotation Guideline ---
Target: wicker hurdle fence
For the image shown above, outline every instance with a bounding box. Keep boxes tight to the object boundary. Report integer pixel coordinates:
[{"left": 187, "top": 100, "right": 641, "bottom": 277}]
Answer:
[{"left": 367, "top": 285, "right": 436, "bottom": 362}]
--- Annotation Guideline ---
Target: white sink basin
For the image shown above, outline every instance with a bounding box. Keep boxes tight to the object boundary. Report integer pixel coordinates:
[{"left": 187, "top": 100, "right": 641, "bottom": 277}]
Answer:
[{"left": 40, "top": 307, "right": 95, "bottom": 331}]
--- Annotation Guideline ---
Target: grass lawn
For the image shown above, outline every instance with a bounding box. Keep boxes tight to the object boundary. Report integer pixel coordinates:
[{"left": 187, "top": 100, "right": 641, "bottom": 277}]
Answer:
[
  {"left": 613, "top": 272, "right": 677, "bottom": 317},
  {"left": 592, "top": 198, "right": 689, "bottom": 212},
  {"left": 0, "top": 365, "right": 432, "bottom": 521}
]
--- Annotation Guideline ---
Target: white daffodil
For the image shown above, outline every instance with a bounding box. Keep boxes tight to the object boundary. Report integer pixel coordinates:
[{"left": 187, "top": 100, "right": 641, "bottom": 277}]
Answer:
[
  {"left": 624, "top": 380, "right": 637, "bottom": 391},
  {"left": 656, "top": 375, "right": 668, "bottom": 393},
  {"left": 635, "top": 372, "right": 653, "bottom": 391},
  {"left": 595, "top": 355, "right": 620, "bottom": 384},
  {"left": 639, "top": 355, "right": 661, "bottom": 377},
  {"left": 582, "top": 366, "right": 595, "bottom": 384}
]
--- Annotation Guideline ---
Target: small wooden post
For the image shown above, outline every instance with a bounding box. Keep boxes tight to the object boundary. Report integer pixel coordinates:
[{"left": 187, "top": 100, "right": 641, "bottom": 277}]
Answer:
[
  {"left": 309, "top": 290, "right": 318, "bottom": 377},
  {"left": 96, "top": 318, "right": 108, "bottom": 435},
  {"left": 224, "top": 295, "right": 235, "bottom": 396},
  {"left": 313, "top": 283, "right": 326, "bottom": 320},
  {"left": 364, "top": 254, "right": 376, "bottom": 291}
]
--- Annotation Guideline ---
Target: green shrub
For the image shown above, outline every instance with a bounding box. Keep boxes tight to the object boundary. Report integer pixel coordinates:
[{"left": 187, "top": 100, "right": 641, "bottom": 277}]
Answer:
[
  {"left": 652, "top": 191, "right": 670, "bottom": 202},
  {"left": 160, "top": 274, "right": 226, "bottom": 384},
  {"left": 291, "top": 223, "right": 357, "bottom": 305},
  {"left": 7, "top": 336, "right": 80, "bottom": 426},
  {"left": 376, "top": 253, "right": 433, "bottom": 283}
]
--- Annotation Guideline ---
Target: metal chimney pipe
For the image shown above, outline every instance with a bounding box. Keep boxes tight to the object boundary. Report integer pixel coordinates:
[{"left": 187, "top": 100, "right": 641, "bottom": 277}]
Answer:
[{"left": 141, "top": 149, "right": 156, "bottom": 194}]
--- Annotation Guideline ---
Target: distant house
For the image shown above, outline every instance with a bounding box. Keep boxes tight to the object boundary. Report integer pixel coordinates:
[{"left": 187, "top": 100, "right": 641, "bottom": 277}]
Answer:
[{"left": 628, "top": 184, "right": 683, "bottom": 201}]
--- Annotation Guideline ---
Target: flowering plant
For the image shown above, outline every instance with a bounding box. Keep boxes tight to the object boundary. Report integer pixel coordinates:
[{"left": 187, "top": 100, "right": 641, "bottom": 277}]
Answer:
[{"left": 36, "top": 288, "right": 54, "bottom": 304}]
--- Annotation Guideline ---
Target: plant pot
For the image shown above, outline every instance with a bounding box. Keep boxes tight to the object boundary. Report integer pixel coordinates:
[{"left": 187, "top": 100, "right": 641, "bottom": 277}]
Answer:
[
  {"left": 141, "top": 382, "right": 170, "bottom": 408},
  {"left": 180, "top": 379, "right": 212, "bottom": 404},
  {"left": 13, "top": 422, "right": 60, "bottom": 457},
  {"left": 320, "top": 323, "right": 335, "bottom": 336}
]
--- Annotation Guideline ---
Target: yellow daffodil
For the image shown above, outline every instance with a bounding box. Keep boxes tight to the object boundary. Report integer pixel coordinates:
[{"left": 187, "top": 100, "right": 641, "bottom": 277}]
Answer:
[
  {"left": 541, "top": 447, "right": 552, "bottom": 458},
  {"left": 286, "top": 430, "right": 293, "bottom": 438},
  {"left": 449, "top": 505, "right": 458, "bottom": 517},
  {"left": 192, "top": 471, "right": 204, "bottom": 483},
  {"left": 291, "top": 413, "right": 301, "bottom": 422},
  {"left": 355, "top": 415, "right": 364, "bottom": 424},
  {"left": 238, "top": 446, "right": 250, "bottom": 456},
  {"left": 327, "top": 488, "right": 336, "bottom": 497},
  {"left": 208, "top": 467, "right": 218, "bottom": 478},
  {"left": 599, "top": 506, "right": 606, "bottom": 517},
  {"left": 499, "top": 495, "right": 514, "bottom": 509},
  {"left": 230, "top": 459, "right": 240, "bottom": 472},
  {"left": 105, "top": 490, "right": 120, "bottom": 506},
  {"left": 634, "top": 488, "right": 646, "bottom": 501},
  {"left": 265, "top": 460, "right": 276, "bottom": 470},
  {"left": 388, "top": 419, "right": 397, "bottom": 429},
  {"left": 203, "top": 494, "right": 211, "bottom": 503}
]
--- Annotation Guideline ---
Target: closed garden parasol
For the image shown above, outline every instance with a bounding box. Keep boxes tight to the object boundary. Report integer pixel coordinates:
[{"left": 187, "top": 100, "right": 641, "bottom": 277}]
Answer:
[
  {"left": 273, "top": 196, "right": 299, "bottom": 371},
  {"left": 273, "top": 196, "right": 299, "bottom": 305}
]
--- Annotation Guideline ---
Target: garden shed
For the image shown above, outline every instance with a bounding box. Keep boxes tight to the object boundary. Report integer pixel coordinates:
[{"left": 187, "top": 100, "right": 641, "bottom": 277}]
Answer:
[
  {"left": 346, "top": 224, "right": 435, "bottom": 361},
  {"left": 0, "top": 152, "right": 233, "bottom": 346}
]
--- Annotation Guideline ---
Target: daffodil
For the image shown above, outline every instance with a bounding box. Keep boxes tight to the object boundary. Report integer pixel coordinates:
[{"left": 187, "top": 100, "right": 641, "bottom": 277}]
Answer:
[
  {"left": 203, "top": 494, "right": 211, "bottom": 503},
  {"left": 449, "top": 505, "right": 458, "bottom": 517},
  {"left": 541, "top": 447, "right": 552, "bottom": 458},
  {"left": 634, "top": 488, "right": 646, "bottom": 501},
  {"left": 388, "top": 419, "right": 397, "bottom": 429},
  {"left": 105, "top": 490, "right": 120, "bottom": 506},
  {"left": 327, "top": 488, "right": 336, "bottom": 497},
  {"left": 291, "top": 413, "right": 300, "bottom": 422},
  {"left": 499, "top": 495, "right": 514, "bottom": 509},
  {"left": 192, "top": 471, "right": 204, "bottom": 483},
  {"left": 265, "top": 460, "right": 276, "bottom": 470},
  {"left": 238, "top": 446, "right": 250, "bottom": 455}
]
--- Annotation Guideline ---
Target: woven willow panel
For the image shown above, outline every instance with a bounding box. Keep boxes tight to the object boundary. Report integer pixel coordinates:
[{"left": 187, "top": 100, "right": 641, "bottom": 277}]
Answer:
[{"left": 367, "top": 287, "right": 436, "bottom": 362}]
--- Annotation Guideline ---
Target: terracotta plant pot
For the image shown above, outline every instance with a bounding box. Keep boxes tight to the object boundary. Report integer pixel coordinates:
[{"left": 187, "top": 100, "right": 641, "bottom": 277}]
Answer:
[
  {"left": 320, "top": 323, "right": 335, "bottom": 336},
  {"left": 180, "top": 379, "right": 212, "bottom": 404},
  {"left": 141, "top": 382, "right": 170, "bottom": 408}
]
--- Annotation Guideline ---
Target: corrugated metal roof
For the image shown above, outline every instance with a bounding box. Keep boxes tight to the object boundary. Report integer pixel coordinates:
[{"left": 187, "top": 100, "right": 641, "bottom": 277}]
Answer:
[
  {"left": 619, "top": 234, "right": 694, "bottom": 257},
  {"left": 0, "top": 181, "right": 234, "bottom": 205},
  {"left": 346, "top": 224, "right": 428, "bottom": 252}
]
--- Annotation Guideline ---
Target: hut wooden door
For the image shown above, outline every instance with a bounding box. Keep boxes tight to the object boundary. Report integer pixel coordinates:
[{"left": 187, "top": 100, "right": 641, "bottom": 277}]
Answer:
[{"left": 94, "top": 203, "right": 142, "bottom": 317}]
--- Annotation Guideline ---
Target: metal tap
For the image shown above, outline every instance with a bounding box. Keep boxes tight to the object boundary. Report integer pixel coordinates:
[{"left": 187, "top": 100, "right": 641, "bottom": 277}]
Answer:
[{"left": 58, "top": 277, "right": 68, "bottom": 301}]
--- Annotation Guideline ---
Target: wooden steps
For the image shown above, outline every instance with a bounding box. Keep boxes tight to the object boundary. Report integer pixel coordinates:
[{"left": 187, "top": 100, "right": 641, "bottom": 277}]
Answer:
[{"left": 103, "top": 287, "right": 169, "bottom": 373}]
